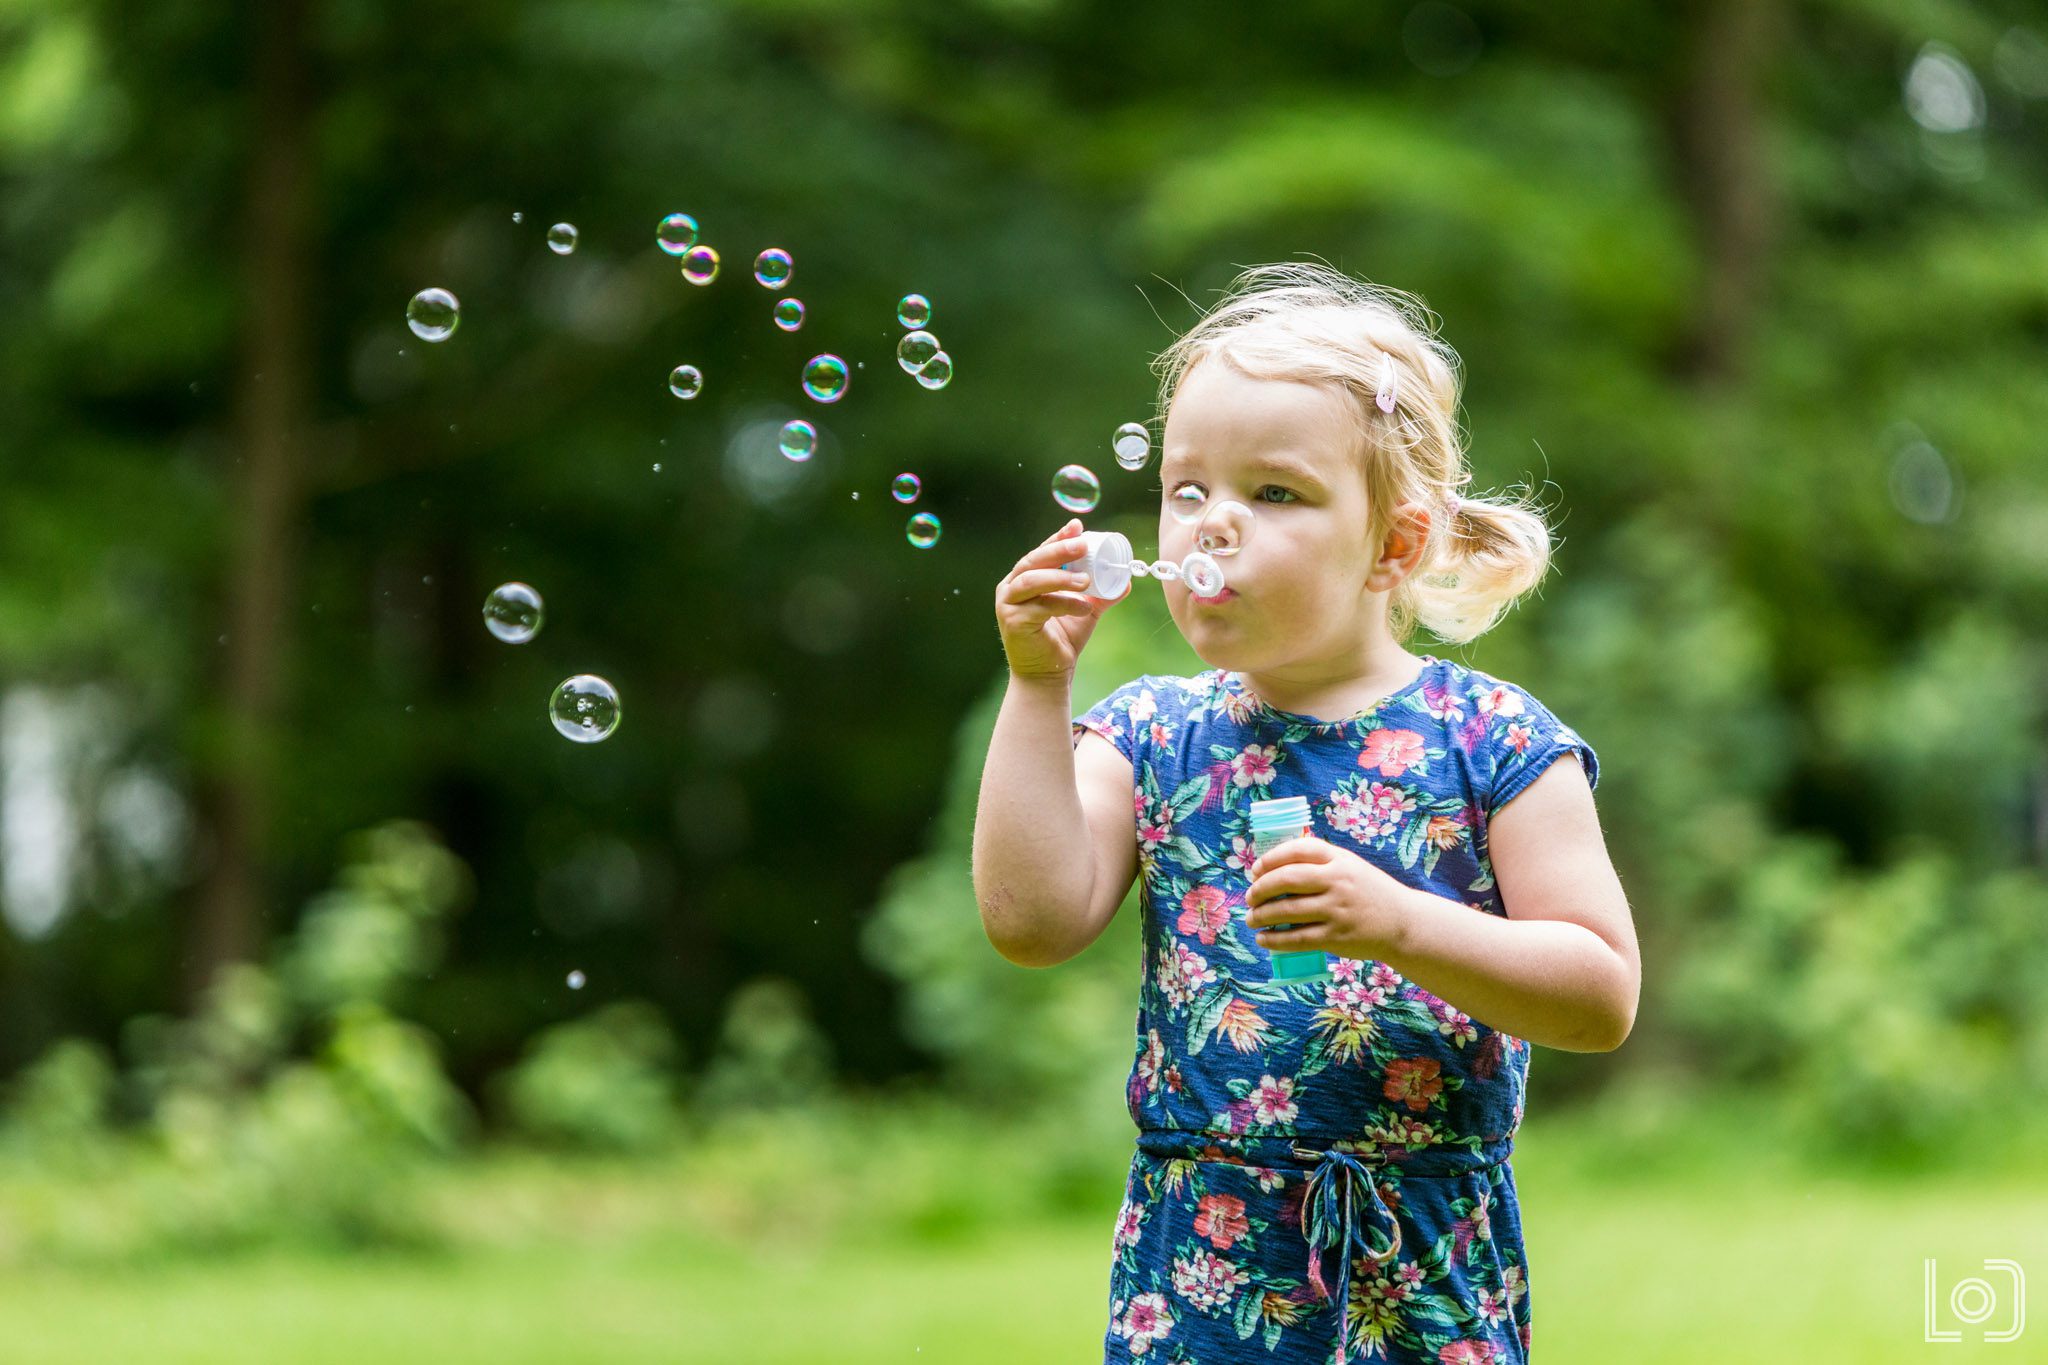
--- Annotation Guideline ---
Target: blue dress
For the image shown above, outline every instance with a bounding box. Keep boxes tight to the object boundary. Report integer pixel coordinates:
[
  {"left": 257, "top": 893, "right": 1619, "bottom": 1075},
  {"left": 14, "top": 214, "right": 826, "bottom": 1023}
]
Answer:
[{"left": 1072, "top": 655, "right": 1599, "bottom": 1364}]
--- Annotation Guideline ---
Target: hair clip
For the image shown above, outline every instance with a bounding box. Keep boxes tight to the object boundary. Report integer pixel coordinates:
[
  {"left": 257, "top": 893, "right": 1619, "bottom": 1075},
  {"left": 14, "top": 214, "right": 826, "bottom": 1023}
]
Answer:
[
  {"left": 1374, "top": 354, "right": 1398, "bottom": 414},
  {"left": 1444, "top": 493, "right": 1462, "bottom": 518}
]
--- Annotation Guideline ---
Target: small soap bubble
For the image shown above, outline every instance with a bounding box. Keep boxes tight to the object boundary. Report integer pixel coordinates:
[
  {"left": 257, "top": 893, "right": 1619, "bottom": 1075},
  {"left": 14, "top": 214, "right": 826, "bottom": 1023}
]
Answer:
[
  {"left": 773, "top": 298, "right": 806, "bottom": 331},
  {"left": 802, "top": 353, "right": 849, "bottom": 403},
  {"left": 897, "top": 293, "right": 931, "bottom": 328},
  {"left": 567, "top": 970, "right": 586, "bottom": 990},
  {"left": 406, "top": 288, "right": 460, "bottom": 343},
  {"left": 779, "top": 419, "right": 818, "bottom": 462},
  {"left": 1182, "top": 552, "right": 1227, "bottom": 597},
  {"left": 906, "top": 512, "right": 942, "bottom": 548},
  {"left": 512, "top": 211, "right": 524, "bottom": 224},
  {"left": 896, "top": 330, "right": 939, "bottom": 374},
  {"left": 483, "top": 582, "right": 544, "bottom": 643},
  {"left": 753, "top": 248, "right": 794, "bottom": 289},
  {"left": 653, "top": 463, "right": 662, "bottom": 472},
  {"left": 892, "top": 473, "right": 922, "bottom": 504},
  {"left": 1195, "top": 499, "right": 1256, "bottom": 556},
  {"left": 915, "top": 351, "right": 953, "bottom": 390},
  {"left": 549, "top": 675, "right": 620, "bottom": 743},
  {"left": 1052, "top": 464, "right": 1102, "bottom": 514},
  {"left": 656, "top": 213, "right": 700, "bottom": 255},
  {"left": 681, "top": 245, "right": 721, "bottom": 285},
  {"left": 546, "top": 222, "right": 578, "bottom": 255},
  {"left": 1113, "top": 421, "right": 1151, "bottom": 470},
  {"left": 1168, "top": 484, "right": 1207, "bottom": 524},
  {"left": 668, "top": 364, "right": 704, "bottom": 399}
]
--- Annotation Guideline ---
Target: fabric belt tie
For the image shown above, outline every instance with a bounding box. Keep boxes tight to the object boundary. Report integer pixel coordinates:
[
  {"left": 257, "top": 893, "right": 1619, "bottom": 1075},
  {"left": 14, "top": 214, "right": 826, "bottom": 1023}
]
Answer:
[{"left": 1294, "top": 1143, "right": 1401, "bottom": 1363}]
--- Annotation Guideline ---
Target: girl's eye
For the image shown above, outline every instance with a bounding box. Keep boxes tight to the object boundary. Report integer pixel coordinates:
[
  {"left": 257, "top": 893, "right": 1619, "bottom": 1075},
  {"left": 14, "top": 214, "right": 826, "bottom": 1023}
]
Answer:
[{"left": 1256, "top": 486, "right": 1298, "bottom": 504}]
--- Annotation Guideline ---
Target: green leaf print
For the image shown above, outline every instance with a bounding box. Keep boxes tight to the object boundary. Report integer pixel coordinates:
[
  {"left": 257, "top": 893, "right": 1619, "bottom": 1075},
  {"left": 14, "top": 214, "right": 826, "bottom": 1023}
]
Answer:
[
  {"left": 1397, "top": 813, "right": 1429, "bottom": 868},
  {"left": 1169, "top": 773, "right": 1212, "bottom": 822},
  {"left": 1186, "top": 985, "right": 1234, "bottom": 1054},
  {"left": 1232, "top": 1284, "right": 1262, "bottom": 1338}
]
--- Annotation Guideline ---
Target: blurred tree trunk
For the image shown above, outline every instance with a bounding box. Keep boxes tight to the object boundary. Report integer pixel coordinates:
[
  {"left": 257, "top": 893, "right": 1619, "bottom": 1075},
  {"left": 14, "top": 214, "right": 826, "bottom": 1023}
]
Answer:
[
  {"left": 1662, "top": 0, "right": 1780, "bottom": 385},
  {"left": 189, "top": 0, "right": 315, "bottom": 1002}
]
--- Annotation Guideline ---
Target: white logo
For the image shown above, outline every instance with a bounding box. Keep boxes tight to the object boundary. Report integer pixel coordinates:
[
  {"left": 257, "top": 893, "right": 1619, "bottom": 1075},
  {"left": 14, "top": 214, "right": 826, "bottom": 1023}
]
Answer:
[{"left": 1924, "top": 1258, "right": 2026, "bottom": 1343}]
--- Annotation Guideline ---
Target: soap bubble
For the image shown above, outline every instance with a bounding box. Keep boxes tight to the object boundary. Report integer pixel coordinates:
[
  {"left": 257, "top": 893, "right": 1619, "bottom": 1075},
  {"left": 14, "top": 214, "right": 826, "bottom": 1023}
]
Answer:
[
  {"left": 1052, "top": 464, "right": 1102, "bottom": 514},
  {"left": 897, "top": 293, "right": 931, "bottom": 328},
  {"left": 681, "top": 245, "right": 720, "bottom": 284},
  {"left": 1182, "top": 552, "right": 1226, "bottom": 597},
  {"left": 906, "top": 512, "right": 942, "bottom": 548},
  {"left": 915, "top": 351, "right": 953, "bottom": 390},
  {"left": 802, "top": 353, "right": 849, "bottom": 403},
  {"left": 753, "top": 248, "right": 794, "bottom": 289},
  {"left": 406, "top": 288, "right": 460, "bottom": 343},
  {"left": 549, "top": 674, "right": 620, "bottom": 743},
  {"left": 1113, "top": 421, "right": 1151, "bottom": 470},
  {"left": 512, "top": 211, "right": 524, "bottom": 224},
  {"left": 656, "top": 213, "right": 699, "bottom": 255},
  {"left": 668, "top": 364, "right": 704, "bottom": 399},
  {"left": 1168, "top": 485, "right": 1207, "bottom": 523},
  {"left": 779, "top": 419, "right": 818, "bottom": 462},
  {"left": 567, "top": 970, "right": 586, "bottom": 990},
  {"left": 482, "top": 582, "right": 544, "bottom": 643},
  {"left": 1195, "top": 498, "right": 1255, "bottom": 556},
  {"left": 892, "top": 473, "right": 922, "bottom": 504},
  {"left": 896, "top": 330, "right": 939, "bottom": 374},
  {"left": 1150, "top": 559, "right": 1181, "bottom": 582},
  {"left": 773, "top": 298, "right": 805, "bottom": 331},
  {"left": 546, "top": 222, "right": 578, "bottom": 255}
]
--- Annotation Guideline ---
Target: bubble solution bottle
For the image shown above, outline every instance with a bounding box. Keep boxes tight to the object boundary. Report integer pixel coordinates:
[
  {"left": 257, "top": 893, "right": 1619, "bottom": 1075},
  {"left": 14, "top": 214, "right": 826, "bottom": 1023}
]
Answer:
[{"left": 1247, "top": 795, "right": 1333, "bottom": 985}]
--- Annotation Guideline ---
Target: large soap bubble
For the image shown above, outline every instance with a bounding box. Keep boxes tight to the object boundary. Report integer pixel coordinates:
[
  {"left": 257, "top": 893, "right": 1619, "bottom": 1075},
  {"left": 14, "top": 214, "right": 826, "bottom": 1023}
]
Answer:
[
  {"left": 681, "top": 245, "right": 720, "bottom": 285},
  {"left": 1194, "top": 498, "right": 1256, "bottom": 557},
  {"left": 546, "top": 223, "right": 578, "bottom": 255},
  {"left": 482, "top": 582, "right": 544, "bottom": 643},
  {"left": 406, "top": 288, "right": 460, "bottom": 343},
  {"left": 906, "top": 512, "right": 942, "bottom": 548},
  {"left": 892, "top": 473, "right": 922, "bottom": 504},
  {"left": 773, "top": 298, "right": 805, "bottom": 331},
  {"left": 802, "top": 354, "right": 849, "bottom": 403},
  {"left": 753, "top": 248, "right": 794, "bottom": 289},
  {"left": 897, "top": 293, "right": 931, "bottom": 328},
  {"left": 656, "top": 213, "right": 699, "bottom": 255},
  {"left": 668, "top": 364, "right": 704, "bottom": 399},
  {"left": 549, "top": 674, "right": 620, "bottom": 743},
  {"left": 1113, "top": 421, "right": 1150, "bottom": 470},
  {"left": 1168, "top": 485, "right": 1207, "bottom": 524},
  {"left": 896, "top": 330, "right": 939, "bottom": 374},
  {"left": 1052, "top": 464, "right": 1102, "bottom": 514},
  {"left": 779, "top": 419, "right": 818, "bottom": 462},
  {"left": 914, "top": 351, "right": 953, "bottom": 390}
]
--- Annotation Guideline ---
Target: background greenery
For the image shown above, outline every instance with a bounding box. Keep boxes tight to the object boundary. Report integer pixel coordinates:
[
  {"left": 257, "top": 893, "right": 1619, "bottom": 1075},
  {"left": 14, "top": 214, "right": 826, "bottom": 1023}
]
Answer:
[{"left": 2, "top": 0, "right": 2045, "bottom": 1357}]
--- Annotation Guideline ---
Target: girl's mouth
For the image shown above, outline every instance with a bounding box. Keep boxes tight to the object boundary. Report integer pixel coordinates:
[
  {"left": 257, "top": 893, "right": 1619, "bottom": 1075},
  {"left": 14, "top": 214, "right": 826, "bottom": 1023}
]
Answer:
[{"left": 1192, "top": 587, "right": 1237, "bottom": 605}]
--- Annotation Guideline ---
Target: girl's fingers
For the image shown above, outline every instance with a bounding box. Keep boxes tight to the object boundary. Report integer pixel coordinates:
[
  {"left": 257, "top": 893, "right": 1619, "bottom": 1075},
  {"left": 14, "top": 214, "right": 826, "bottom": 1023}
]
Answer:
[
  {"left": 1007, "top": 593, "right": 1097, "bottom": 625},
  {"left": 1002, "top": 568, "right": 1092, "bottom": 604},
  {"left": 1014, "top": 536, "right": 1090, "bottom": 575},
  {"left": 1038, "top": 518, "right": 1084, "bottom": 545}
]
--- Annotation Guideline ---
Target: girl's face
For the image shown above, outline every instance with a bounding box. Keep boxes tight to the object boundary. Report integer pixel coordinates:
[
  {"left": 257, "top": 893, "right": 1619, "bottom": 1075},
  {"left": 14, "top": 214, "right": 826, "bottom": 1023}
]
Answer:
[{"left": 1158, "top": 359, "right": 1409, "bottom": 671}]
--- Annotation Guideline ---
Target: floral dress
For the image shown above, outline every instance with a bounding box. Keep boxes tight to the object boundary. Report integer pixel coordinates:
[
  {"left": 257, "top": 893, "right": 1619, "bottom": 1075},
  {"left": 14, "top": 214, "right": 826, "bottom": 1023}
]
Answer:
[{"left": 1072, "top": 656, "right": 1599, "bottom": 1364}]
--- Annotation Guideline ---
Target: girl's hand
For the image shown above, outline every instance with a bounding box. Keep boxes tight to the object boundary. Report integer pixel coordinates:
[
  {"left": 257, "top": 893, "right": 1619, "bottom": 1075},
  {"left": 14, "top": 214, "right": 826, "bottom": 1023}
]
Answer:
[
  {"left": 1245, "top": 838, "right": 1416, "bottom": 962},
  {"left": 995, "top": 517, "right": 1128, "bottom": 685}
]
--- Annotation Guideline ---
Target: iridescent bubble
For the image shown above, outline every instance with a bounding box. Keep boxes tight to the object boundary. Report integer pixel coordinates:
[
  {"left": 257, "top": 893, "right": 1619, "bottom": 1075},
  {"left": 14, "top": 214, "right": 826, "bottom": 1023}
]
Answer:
[
  {"left": 567, "top": 970, "right": 587, "bottom": 990},
  {"left": 802, "top": 353, "right": 849, "bottom": 403},
  {"left": 547, "top": 222, "right": 578, "bottom": 255},
  {"left": 915, "top": 351, "right": 953, "bottom": 391},
  {"left": 549, "top": 674, "right": 620, "bottom": 743},
  {"left": 681, "top": 245, "right": 721, "bottom": 285},
  {"left": 897, "top": 293, "right": 931, "bottom": 328},
  {"left": 779, "top": 419, "right": 818, "bottom": 462},
  {"left": 774, "top": 298, "right": 806, "bottom": 331},
  {"left": 406, "top": 288, "right": 460, "bottom": 343},
  {"left": 1052, "top": 464, "right": 1102, "bottom": 514},
  {"left": 1182, "top": 552, "right": 1227, "bottom": 597},
  {"left": 482, "top": 582, "right": 544, "bottom": 643},
  {"left": 1168, "top": 484, "right": 1207, "bottom": 524},
  {"left": 896, "top": 330, "right": 939, "bottom": 374},
  {"left": 668, "top": 364, "right": 704, "bottom": 399},
  {"left": 656, "top": 213, "right": 699, "bottom": 255},
  {"left": 906, "top": 512, "right": 942, "bottom": 549},
  {"left": 753, "top": 248, "right": 794, "bottom": 289},
  {"left": 892, "top": 473, "right": 922, "bottom": 504},
  {"left": 1113, "top": 421, "right": 1151, "bottom": 470},
  {"left": 1195, "top": 499, "right": 1256, "bottom": 557}
]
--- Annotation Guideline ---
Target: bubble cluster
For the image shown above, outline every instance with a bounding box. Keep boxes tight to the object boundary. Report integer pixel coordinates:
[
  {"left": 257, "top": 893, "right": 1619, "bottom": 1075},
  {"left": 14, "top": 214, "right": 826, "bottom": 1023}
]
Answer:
[
  {"left": 406, "top": 288, "right": 460, "bottom": 343},
  {"left": 774, "top": 298, "right": 806, "bottom": 331},
  {"left": 1195, "top": 499, "right": 1255, "bottom": 556},
  {"left": 906, "top": 512, "right": 942, "bottom": 549},
  {"left": 892, "top": 473, "right": 922, "bottom": 504},
  {"left": 753, "top": 248, "right": 794, "bottom": 289},
  {"left": 897, "top": 294, "right": 931, "bottom": 328},
  {"left": 779, "top": 419, "right": 818, "bottom": 462},
  {"left": 547, "top": 222, "right": 578, "bottom": 255},
  {"left": 896, "top": 330, "right": 939, "bottom": 374},
  {"left": 681, "top": 245, "right": 720, "bottom": 285},
  {"left": 482, "top": 582, "right": 544, "bottom": 643},
  {"left": 802, "top": 353, "right": 849, "bottom": 404},
  {"left": 916, "top": 352, "right": 954, "bottom": 391},
  {"left": 549, "top": 674, "right": 620, "bottom": 743},
  {"left": 1052, "top": 464, "right": 1102, "bottom": 514},
  {"left": 656, "top": 213, "right": 700, "bottom": 255},
  {"left": 1113, "top": 421, "right": 1150, "bottom": 470},
  {"left": 668, "top": 364, "right": 704, "bottom": 399}
]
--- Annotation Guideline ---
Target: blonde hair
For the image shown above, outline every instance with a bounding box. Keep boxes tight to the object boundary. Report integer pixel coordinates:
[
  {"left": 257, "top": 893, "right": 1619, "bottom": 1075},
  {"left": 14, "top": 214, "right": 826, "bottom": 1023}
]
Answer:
[{"left": 1150, "top": 261, "right": 1555, "bottom": 646}]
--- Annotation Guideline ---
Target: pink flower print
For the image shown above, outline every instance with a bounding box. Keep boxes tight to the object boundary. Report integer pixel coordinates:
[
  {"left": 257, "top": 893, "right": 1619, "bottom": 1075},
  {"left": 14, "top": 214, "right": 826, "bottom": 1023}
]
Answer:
[
  {"left": 1504, "top": 720, "right": 1532, "bottom": 754},
  {"left": 1421, "top": 680, "right": 1466, "bottom": 724},
  {"left": 1439, "top": 1339, "right": 1502, "bottom": 1365},
  {"left": 1456, "top": 713, "right": 1489, "bottom": 753},
  {"left": 1475, "top": 685, "right": 1525, "bottom": 721},
  {"left": 1114, "top": 1197, "right": 1148, "bottom": 1252},
  {"left": 1250, "top": 1165, "right": 1285, "bottom": 1193},
  {"left": 1192, "top": 1193, "right": 1250, "bottom": 1251},
  {"left": 1384, "top": 1057, "right": 1444, "bottom": 1112},
  {"left": 1129, "top": 690, "right": 1158, "bottom": 725},
  {"left": 1222, "top": 1096, "right": 1257, "bottom": 1134},
  {"left": 1331, "top": 957, "right": 1363, "bottom": 984},
  {"left": 1177, "top": 885, "right": 1234, "bottom": 944},
  {"left": 1324, "top": 790, "right": 1372, "bottom": 840},
  {"left": 1432, "top": 1000, "right": 1478, "bottom": 1046},
  {"left": 1230, "top": 742, "right": 1279, "bottom": 788},
  {"left": 1157, "top": 942, "right": 1216, "bottom": 1008},
  {"left": 1171, "top": 1247, "right": 1251, "bottom": 1312},
  {"left": 1367, "top": 781, "right": 1417, "bottom": 829},
  {"left": 1138, "top": 802, "right": 1173, "bottom": 853},
  {"left": 1369, "top": 963, "right": 1402, "bottom": 992},
  {"left": 1358, "top": 728, "right": 1426, "bottom": 777},
  {"left": 1148, "top": 719, "right": 1173, "bottom": 749},
  {"left": 1138, "top": 1029, "right": 1167, "bottom": 1094},
  {"left": 1224, "top": 834, "right": 1257, "bottom": 873},
  {"left": 1251, "top": 1074, "right": 1299, "bottom": 1126},
  {"left": 1113, "top": 1292, "right": 1175, "bottom": 1356}
]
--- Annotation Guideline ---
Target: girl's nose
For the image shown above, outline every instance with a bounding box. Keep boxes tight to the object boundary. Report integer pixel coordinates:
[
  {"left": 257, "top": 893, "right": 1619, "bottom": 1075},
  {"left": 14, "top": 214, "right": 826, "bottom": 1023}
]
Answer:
[{"left": 1194, "top": 499, "right": 1258, "bottom": 559}]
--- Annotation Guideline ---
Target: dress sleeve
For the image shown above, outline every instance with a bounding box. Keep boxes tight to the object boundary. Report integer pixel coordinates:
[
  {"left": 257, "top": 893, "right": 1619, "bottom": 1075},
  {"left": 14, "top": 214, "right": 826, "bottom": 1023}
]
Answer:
[
  {"left": 1478, "top": 682, "right": 1600, "bottom": 818},
  {"left": 1071, "top": 675, "right": 1153, "bottom": 767}
]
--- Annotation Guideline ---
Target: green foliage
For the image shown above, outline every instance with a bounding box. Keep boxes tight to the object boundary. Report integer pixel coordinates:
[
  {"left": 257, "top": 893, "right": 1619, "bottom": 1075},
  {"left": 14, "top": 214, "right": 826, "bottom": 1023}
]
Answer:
[
  {"left": 694, "top": 975, "right": 837, "bottom": 1114},
  {"left": 495, "top": 1000, "right": 684, "bottom": 1153}
]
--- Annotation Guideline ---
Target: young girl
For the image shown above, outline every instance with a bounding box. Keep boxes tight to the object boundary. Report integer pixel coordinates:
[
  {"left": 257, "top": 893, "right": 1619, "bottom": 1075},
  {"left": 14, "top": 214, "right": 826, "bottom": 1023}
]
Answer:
[{"left": 974, "top": 262, "right": 1640, "bottom": 1363}]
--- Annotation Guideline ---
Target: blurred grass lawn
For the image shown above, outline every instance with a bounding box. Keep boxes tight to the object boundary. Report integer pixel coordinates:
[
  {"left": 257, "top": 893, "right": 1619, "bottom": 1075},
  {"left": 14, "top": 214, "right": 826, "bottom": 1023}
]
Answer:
[{"left": 1, "top": 1086, "right": 2041, "bottom": 1362}]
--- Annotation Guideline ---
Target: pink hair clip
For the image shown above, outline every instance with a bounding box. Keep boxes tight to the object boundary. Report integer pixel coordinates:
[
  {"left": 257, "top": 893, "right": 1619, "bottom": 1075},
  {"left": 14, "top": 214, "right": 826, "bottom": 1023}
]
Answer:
[
  {"left": 1374, "top": 353, "right": 1398, "bottom": 414},
  {"left": 1444, "top": 493, "right": 1462, "bottom": 518}
]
